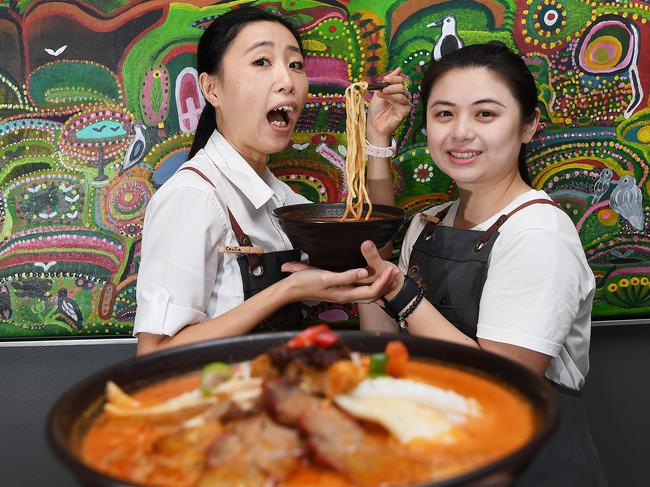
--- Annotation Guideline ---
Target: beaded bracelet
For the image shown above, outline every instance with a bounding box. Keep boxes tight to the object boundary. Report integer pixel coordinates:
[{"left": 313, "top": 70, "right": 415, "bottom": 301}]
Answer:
[{"left": 397, "top": 285, "right": 426, "bottom": 331}]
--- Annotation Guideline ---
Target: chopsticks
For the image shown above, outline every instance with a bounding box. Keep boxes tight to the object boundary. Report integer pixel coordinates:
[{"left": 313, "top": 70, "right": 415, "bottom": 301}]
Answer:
[{"left": 366, "top": 81, "right": 389, "bottom": 91}]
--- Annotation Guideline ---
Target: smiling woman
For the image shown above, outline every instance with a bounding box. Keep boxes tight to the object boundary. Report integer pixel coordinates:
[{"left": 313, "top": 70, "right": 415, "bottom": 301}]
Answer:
[
  {"left": 355, "top": 42, "right": 607, "bottom": 486},
  {"left": 132, "top": 6, "right": 410, "bottom": 356}
]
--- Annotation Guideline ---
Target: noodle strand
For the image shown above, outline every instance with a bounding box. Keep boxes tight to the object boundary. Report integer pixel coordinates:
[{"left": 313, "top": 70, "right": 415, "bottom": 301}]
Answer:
[{"left": 343, "top": 81, "right": 373, "bottom": 221}]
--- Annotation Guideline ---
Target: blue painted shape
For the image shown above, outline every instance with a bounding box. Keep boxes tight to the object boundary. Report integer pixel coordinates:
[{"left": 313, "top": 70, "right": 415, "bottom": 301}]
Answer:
[
  {"left": 153, "top": 151, "right": 189, "bottom": 187},
  {"left": 77, "top": 120, "right": 127, "bottom": 140}
]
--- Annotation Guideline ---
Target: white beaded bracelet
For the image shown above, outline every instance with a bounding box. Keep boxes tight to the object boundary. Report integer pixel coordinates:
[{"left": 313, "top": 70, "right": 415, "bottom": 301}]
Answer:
[{"left": 365, "top": 138, "right": 397, "bottom": 158}]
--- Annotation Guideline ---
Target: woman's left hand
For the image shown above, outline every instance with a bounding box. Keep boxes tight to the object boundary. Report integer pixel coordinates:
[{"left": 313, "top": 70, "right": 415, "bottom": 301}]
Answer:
[
  {"left": 281, "top": 260, "right": 401, "bottom": 305},
  {"left": 366, "top": 67, "right": 412, "bottom": 146}
]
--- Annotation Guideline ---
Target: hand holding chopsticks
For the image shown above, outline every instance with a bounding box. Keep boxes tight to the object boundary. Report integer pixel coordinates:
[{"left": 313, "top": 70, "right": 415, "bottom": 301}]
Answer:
[{"left": 365, "top": 68, "right": 413, "bottom": 145}]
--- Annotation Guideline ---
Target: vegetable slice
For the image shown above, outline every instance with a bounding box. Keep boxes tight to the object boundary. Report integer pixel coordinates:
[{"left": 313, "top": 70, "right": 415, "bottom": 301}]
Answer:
[
  {"left": 385, "top": 341, "right": 409, "bottom": 377},
  {"left": 368, "top": 353, "right": 388, "bottom": 377},
  {"left": 200, "top": 362, "right": 233, "bottom": 397}
]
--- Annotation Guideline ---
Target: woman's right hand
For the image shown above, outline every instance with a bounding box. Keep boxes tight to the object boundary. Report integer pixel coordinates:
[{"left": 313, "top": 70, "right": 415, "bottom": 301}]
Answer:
[{"left": 357, "top": 240, "right": 404, "bottom": 300}]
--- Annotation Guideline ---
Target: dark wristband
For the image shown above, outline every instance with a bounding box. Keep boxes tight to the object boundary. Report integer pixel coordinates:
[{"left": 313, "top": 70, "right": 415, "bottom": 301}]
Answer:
[{"left": 382, "top": 275, "right": 419, "bottom": 319}]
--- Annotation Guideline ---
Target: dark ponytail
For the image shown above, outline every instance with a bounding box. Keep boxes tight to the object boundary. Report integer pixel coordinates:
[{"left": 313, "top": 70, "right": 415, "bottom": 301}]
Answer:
[
  {"left": 420, "top": 41, "right": 537, "bottom": 185},
  {"left": 187, "top": 6, "right": 304, "bottom": 159},
  {"left": 189, "top": 104, "right": 216, "bottom": 159},
  {"left": 518, "top": 146, "right": 531, "bottom": 185}
]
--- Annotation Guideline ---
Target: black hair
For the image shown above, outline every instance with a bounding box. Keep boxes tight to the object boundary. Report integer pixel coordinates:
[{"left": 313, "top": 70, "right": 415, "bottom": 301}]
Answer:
[
  {"left": 188, "top": 6, "right": 304, "bottom": 159},
  {"left": 420, "top": 41, "right": 538, "bottom": 185}
]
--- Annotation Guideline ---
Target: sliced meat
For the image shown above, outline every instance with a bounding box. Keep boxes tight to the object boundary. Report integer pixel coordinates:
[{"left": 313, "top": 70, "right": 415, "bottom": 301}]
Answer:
[
  {"left": 264, "top": 378, "right": 365, "bottom": 452},
  {"left": 267, "top": 342, "right": 350, "bottom": 371},
  {"left": 303, "top": 412, "right": 434, "bottom": 487},
  {"left": 198, "top": 413, "right": 303, "bottom": 487},
  {"left": 263, "top": 378, "right": 324, "bottom": 425},
  {"left": 299, "top": 400, "right": 366, "bottom": 468},
  {"left": 264, "top": 379, "right": 434, "bottom": 487}
]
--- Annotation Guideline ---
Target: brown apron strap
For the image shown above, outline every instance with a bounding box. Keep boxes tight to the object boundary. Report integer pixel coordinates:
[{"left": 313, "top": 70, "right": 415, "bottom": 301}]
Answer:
[
  {"left": 179, "top": 166, "right": 214, "bottom": 187},
  {"left": 227, "top": 214, "right": 252, "bottom": 247},
  {"left": 178, "top": 166, "right": 252, "bottom": 247},
  {"left": 474, "top": 198, "right": 561, "bottom": 251}
]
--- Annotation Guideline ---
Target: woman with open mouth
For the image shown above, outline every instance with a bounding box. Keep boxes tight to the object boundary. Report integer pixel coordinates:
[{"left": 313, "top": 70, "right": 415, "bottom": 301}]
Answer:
[{"left": 134, "top": 6, "right": 411, "bottom": 355}]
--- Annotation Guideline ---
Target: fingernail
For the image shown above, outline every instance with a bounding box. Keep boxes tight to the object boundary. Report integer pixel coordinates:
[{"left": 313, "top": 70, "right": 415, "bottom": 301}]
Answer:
[{"left": 357, "top": 269, "right": 369, "bottom": 279}]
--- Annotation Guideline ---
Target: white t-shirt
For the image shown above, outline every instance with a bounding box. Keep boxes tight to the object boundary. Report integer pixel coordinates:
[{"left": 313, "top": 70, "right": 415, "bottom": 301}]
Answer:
[
  {"left": 134, "top": 130, "right": 309, "bottom": 337},
  {"left": 399, "top": 190, "right": 595, "bottom": 390}
]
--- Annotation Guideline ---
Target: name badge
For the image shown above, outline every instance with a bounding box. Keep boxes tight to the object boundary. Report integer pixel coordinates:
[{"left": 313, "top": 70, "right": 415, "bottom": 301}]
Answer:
[
  {"left": 218, "top": 245, "right": 265, "bottom": 255},
  {"left": 420, "top": 214, "right": 440, "bottom": 224}
]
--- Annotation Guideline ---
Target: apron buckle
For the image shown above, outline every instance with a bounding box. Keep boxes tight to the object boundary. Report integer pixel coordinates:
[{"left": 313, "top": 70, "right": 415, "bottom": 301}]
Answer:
[{"left": 247, "top": 254, "right": 265, "bottom": 278}]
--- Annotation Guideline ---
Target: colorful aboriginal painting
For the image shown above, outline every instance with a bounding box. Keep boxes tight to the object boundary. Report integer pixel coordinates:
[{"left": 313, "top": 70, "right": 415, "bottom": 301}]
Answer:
[{"left": 0, "top": 0, "right": 648, "bottom": 337}]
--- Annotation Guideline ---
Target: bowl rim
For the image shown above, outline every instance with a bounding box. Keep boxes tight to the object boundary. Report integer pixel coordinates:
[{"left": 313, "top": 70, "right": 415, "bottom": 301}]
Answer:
[
  {"left": 272, "top": 202, "right": 406, "bottom": 223},
  {"left": 47, "top": 331, "right": 558, "bottom": 487}
]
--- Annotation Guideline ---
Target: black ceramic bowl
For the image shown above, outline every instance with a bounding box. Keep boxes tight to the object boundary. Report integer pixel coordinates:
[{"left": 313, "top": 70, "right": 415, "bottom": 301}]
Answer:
[
  {"left": 273, "top": 202, "right": 406, "bottom": 271},
  {"left": 48, "top": 332, "right": 557, "bottom": 487}
]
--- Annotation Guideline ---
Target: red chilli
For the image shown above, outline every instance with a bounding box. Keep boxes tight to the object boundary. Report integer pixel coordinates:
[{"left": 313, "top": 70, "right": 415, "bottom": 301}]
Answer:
[{"left": 286, "top": 324, "right": 339, "bottom": 349}]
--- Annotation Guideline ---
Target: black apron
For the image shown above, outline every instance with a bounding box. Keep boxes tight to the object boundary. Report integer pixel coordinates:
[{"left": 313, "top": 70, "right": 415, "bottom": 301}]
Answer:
[
  {"left": 408, "top": 199, "right": 607, "bottom": 487},
  {"left": 180, "top": 167, "right": 303, "bottom": 333}
]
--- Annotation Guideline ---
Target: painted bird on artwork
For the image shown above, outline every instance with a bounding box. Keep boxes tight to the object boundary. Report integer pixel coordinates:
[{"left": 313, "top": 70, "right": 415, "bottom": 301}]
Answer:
[
  {"left": 592, "top": 168, "right": 615, "bottom": 204},
  {"left": 120, "top": 122, "right": 147, "bottom": 175},
  {"left": 427, "top": 15, "right": 464, "bottom": 61},
  {"left": 609, "top": 175, "right": 645, "bottom": 230},
  {"left": 56, "top": 288, "right": 83, "bottom": 329},
  {"left": 0, "top": 284, "right": 12, "bottom": 320}
]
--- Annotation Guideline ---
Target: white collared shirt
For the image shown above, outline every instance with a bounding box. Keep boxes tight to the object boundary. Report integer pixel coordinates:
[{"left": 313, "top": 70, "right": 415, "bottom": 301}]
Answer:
[{"left": 134, "top": 130, "right": 309, "bottom": 337}]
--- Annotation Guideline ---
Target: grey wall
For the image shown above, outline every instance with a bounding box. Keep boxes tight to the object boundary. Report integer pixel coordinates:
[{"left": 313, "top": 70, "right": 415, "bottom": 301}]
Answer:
[
  {"left": 0, "top": 325, "right": 647, "bottom": 486},
  {"left": 0, "top": 339, "right": 137, "bottom": 487},
  {"left": 583, "top": 324, "right": 650, "bottom": 486}
]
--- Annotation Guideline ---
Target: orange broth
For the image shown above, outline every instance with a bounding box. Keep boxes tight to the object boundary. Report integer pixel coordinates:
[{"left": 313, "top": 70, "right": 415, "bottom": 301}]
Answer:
[{"left": 80, "top": 360, "right": 537, "bottom": 487}]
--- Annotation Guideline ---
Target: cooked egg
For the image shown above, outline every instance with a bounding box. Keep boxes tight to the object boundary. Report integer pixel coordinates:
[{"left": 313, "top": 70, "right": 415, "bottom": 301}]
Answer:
[
  {"left": 348, "top": 377, "right": 480, "bottom": 424},
  {"left": 333, "top": 377, "right": 481, "bottom": 444},
  {"left": 334, "top": 394, "right": 454, "bottom": 443}
]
